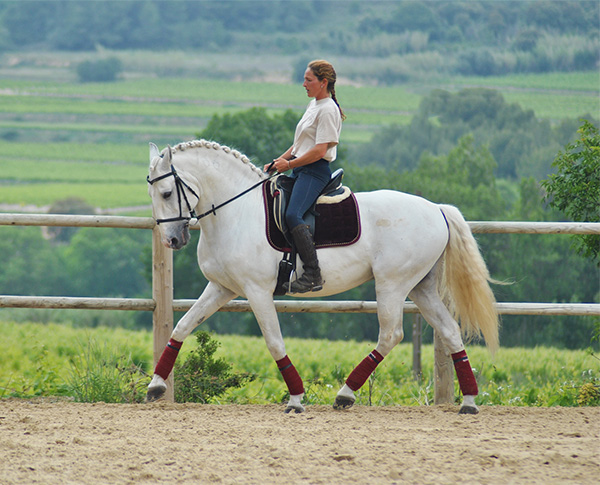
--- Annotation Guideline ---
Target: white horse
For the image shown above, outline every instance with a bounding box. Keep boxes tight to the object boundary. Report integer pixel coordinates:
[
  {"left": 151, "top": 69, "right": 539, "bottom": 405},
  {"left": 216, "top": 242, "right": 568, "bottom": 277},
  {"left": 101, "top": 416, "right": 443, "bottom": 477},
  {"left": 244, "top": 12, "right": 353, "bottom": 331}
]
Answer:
[{"left": 146, "top": 140, "right": 499, "bottom": 414}]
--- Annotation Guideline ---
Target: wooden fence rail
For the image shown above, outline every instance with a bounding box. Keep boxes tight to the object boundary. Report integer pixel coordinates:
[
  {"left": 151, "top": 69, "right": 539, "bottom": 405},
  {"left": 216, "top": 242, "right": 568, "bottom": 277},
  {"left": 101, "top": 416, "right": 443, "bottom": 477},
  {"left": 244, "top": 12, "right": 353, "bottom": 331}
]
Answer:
[
  {"left": 1, "top": 213, "right": 599, "bottom": 404},
  {"left": 1, "top": 295, "right": 599, "bottom": 316}
]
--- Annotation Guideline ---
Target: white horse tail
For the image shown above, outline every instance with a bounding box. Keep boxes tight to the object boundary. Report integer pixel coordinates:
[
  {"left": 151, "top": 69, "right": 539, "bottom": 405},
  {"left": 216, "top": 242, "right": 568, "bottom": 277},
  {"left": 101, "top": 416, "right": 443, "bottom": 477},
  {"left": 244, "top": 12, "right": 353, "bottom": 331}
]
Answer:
[{"left": 438, "top": 204, "right": 500, "bottom": 354}]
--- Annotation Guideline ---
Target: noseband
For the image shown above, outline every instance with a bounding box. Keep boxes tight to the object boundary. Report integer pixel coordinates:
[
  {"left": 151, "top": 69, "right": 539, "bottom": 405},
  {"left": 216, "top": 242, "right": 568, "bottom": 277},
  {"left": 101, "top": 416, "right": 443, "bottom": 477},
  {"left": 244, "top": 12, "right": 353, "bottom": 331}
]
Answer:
[
  {"left": 147, "top": 164, "right": 199, "bottom": 224},
  {"left": 147, "top": 161, "right": 278, "bottom": 225}
]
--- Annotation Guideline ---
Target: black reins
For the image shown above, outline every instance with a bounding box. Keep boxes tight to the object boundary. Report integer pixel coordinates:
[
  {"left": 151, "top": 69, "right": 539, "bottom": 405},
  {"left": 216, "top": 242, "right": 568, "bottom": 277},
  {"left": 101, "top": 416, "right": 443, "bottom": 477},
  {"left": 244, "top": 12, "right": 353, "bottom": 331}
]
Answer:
[{"left": 147, "top": 161, "right": 277, "bottom": 225}]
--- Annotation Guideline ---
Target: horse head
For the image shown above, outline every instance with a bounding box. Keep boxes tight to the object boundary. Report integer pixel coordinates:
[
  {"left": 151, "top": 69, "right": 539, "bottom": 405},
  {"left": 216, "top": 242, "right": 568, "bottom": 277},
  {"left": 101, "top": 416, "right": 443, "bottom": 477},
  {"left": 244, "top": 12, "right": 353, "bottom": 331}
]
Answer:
[{"left": 147, "top": 142, "right": 197, "bottom": 250}]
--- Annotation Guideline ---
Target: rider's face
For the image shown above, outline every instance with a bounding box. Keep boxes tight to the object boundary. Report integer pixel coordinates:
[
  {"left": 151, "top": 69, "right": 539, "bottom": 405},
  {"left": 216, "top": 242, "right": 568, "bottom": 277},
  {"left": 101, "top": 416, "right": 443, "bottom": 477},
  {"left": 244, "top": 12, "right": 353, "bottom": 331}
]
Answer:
[{"left": 303, "top": 68, "right": 327, "bottom": 100}]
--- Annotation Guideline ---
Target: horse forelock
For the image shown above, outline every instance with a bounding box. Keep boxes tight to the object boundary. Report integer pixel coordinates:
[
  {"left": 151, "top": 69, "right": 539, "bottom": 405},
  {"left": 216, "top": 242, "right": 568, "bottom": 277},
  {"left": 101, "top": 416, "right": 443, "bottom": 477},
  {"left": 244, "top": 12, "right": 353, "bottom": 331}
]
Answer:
[{"left": 170, "top": 139, "right": 267, "bottom": 180}]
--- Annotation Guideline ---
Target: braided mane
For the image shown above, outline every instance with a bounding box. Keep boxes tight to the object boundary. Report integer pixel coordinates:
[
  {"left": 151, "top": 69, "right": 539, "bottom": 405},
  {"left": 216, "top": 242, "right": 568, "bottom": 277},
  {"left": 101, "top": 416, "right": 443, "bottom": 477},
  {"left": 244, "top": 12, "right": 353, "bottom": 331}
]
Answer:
[{"left": 171, "top": 139, "right": 267, "bottom": 180}]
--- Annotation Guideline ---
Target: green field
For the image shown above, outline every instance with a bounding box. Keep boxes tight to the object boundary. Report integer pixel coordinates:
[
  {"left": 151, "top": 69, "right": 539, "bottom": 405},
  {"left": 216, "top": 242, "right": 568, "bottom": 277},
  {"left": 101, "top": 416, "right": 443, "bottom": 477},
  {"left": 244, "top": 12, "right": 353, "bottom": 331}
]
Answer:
[
  {"left": 0, "top": 320, "right": 597, "bottom": 407},
  {"left": 1, "top": 71, "right": 598, "bottom": 210}
]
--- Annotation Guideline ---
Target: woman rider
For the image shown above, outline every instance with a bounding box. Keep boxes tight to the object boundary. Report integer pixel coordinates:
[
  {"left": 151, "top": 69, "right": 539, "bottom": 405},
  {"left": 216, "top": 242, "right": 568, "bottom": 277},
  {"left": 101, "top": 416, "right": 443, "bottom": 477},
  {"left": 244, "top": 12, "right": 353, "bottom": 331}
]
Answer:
[{"left": 268, "top": 60, "right": 345, "bottom": 293}]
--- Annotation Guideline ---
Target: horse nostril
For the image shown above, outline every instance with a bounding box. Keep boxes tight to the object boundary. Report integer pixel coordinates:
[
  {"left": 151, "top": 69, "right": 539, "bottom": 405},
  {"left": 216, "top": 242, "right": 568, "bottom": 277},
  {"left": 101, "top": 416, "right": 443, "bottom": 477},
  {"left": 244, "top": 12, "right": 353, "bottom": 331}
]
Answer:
[{"left": 170, "top": 237, "right": 179, "bottom": 247}]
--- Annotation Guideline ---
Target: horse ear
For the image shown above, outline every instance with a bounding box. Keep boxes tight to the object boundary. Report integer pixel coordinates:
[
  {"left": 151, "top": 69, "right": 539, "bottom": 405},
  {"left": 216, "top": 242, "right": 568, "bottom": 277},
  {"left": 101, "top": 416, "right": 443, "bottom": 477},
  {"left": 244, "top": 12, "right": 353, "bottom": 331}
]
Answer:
[
  {"left": 164, "top": 145, "right": 173, "bottom": 164},
  {"left": 149, "top": 142, "right": 160, "bottom": 163}
]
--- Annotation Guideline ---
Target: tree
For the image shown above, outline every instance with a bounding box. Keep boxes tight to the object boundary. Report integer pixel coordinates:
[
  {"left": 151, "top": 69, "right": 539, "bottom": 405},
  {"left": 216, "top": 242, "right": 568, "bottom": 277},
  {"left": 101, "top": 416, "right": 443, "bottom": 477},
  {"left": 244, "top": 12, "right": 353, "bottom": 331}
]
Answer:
[
  {"left": 399, "top": 134, "right": 504, "bottom": 220},
  {"left": 63, "top": 228, "right": 150, "bottom": 298},
  {"left": 388, "top": 1, "right": 442, "bottom": 40},
  {"left": 0, "top": 226, "right": 71, "bottom": 297},
  {"left": 541, "top": 120, "right": 600, "bottom": 264},
  {"left": 198, "top": 107, "right": 299, "bottom": 164},
  {"left": 482, "top": 176, "right": 599, "bottom": 349},
  {"left": 351, "top": 88, "right": 569, "bottom": 180},
  {"left": 46, "top": 197, "right": 96, "bottom": 244}
]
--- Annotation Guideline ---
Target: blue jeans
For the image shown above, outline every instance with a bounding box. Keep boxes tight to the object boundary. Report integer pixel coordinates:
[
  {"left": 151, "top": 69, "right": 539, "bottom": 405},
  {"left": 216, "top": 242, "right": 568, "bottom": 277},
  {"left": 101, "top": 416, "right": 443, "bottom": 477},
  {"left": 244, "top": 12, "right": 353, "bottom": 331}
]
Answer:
[{"left": 285, "top": 159, "right": 332, "bottom": 229}]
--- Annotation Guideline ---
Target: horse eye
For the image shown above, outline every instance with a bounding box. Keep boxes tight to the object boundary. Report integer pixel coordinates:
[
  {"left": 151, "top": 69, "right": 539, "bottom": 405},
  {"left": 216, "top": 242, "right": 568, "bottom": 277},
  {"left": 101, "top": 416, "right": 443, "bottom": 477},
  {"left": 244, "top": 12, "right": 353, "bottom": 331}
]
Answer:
[{"left": 162, "top": 191, "right": 172, "bottom": 200}]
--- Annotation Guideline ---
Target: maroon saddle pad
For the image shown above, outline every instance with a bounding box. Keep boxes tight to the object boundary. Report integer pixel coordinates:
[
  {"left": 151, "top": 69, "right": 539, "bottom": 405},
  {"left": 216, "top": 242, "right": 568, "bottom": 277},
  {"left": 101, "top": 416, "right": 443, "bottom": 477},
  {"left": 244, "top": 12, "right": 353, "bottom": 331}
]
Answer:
[{"left": 263, "top": 183, "right": 361, "bottom": 253}]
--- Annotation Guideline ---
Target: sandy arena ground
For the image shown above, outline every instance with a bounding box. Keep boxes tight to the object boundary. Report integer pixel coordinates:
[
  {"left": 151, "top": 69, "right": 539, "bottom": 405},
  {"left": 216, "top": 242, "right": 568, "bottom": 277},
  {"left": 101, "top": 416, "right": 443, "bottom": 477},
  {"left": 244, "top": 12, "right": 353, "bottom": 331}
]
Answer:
[{"left": 0, "top": 401, "right": 598, "bottom": 484}]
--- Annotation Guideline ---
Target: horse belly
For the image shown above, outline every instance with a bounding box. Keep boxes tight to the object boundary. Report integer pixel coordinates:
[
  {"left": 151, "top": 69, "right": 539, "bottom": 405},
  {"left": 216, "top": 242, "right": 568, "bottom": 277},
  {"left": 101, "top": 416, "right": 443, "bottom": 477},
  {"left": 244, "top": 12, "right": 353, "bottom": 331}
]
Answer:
[{"left": 315, "top": 242, "right": 375, "bottom": 297}]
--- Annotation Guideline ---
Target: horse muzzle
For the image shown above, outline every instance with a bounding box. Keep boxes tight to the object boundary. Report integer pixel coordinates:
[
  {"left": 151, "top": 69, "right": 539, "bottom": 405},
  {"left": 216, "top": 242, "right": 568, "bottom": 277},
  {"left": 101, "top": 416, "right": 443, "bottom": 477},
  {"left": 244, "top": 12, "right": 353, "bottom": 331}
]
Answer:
[{"left": 162, "top": 223, "right": 191, "bottom": 250}]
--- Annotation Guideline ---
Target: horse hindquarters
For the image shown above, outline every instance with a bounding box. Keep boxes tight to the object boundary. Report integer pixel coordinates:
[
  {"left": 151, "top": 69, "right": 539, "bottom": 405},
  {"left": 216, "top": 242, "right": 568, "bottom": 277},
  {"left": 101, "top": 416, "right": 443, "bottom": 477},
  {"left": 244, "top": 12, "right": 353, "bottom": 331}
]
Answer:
[{"left": 334, "top": 193, "right": 451, "bottom": 409}]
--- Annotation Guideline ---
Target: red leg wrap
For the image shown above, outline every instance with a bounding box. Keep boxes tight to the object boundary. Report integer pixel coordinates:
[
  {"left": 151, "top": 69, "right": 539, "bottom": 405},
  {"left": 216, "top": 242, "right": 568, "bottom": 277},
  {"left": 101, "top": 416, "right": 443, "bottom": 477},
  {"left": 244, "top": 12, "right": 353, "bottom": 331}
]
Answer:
[
  {"left": 276, "top": 355, "right": 304, "bottom": 395},
  {"left": 346, "top": 350, "right": 384, "bottom": 391},
  {"left": 154, "top": 338, "right": 183, "bottom": 380},
  {"left": 452, "top": 350, "right": 478, "bottom": 396}
]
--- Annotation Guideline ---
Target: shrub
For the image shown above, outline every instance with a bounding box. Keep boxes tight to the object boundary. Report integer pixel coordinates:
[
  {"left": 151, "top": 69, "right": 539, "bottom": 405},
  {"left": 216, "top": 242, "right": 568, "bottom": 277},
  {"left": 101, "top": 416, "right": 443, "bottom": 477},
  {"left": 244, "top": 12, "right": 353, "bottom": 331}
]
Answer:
[
  {"left": 76, "top": 57, "right": 123, "bottom": 83},
  {"left": 175, "top": 331, "right": 256, "bottom": 403},
  {"left": 577, "top": 382, "right": 600, "bottom": 406},
  {"left": 66, "top": 338, "right": 149, "bottom": 403}
]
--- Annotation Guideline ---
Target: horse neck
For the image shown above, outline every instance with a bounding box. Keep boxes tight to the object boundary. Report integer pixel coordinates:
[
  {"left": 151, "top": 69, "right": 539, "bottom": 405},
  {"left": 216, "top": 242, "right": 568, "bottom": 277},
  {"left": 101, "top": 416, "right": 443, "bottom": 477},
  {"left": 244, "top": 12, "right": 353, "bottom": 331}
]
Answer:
[{"left": 175, "top": 146, "right": 265, "bottom": 223}]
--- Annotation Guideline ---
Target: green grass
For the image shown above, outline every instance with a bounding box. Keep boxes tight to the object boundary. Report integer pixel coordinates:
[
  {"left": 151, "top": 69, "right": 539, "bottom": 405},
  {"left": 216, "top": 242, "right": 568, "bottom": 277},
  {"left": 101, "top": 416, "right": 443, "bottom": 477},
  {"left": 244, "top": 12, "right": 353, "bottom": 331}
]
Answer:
[
  {"left": 0, "top": 94, "right": 251, "bottom": 119},
  {"left": 0, "top": 141, "right": 145, "bottom": 163},
  {"left": 0, "top": 321, "right": 152, "bottom": 399},
  {"left": 0, "top": 182, "right": 150, "bottom": 209},
  {"left": 0, "top": 321, "right": 597, "bottom": 407},
  {"left": 1, "top": 71, "right": 597, "bottom": 210},
  {"left": 1, "top": 159, "right": 144, "bottom": 183},
  {"left": 2, "top": 73, "right": 595, "bottom": 122},
  {"left": 0, "top": 120, "right": 197, "bottom": 139},
  {"left": 443, "top": 71, "right": 599, "bottom": 92},
  {"left": 502, "top": 92, "right": 599, "bottom": 120}
]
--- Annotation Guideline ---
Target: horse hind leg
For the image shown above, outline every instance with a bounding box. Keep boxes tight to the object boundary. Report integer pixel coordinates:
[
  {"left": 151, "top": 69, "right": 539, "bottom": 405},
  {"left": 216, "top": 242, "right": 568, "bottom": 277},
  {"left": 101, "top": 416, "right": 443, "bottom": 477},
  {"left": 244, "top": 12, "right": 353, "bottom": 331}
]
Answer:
[
  {"left": 334, "top": 283, "right": 406, "bottom": 410},
  {"left": 409, "top": 266, "right": 479, "bottom": 414}
]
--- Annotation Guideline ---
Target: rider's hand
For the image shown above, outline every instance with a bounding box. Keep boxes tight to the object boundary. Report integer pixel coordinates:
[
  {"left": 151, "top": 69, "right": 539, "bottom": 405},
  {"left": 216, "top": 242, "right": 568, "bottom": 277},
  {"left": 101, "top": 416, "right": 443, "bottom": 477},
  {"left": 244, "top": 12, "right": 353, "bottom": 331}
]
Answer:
[{"left": 265, "top": 158, "right": 291, "bottom": 173}]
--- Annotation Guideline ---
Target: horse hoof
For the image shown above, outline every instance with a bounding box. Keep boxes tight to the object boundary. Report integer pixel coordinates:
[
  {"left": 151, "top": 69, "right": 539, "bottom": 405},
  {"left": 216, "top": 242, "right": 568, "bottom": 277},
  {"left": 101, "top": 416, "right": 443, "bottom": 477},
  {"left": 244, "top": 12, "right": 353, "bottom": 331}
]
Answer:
[
  {"left": 333, "top": 396, "right": 355, "bottom": 410},
  {"left": 458, "top": 405, "right": 479, "bottom": 415},
  {"left": 145, "top": 384, "right": 167, "bottom": 403},
  {"left": 284, "top": 405, "right": 304, "bottom": 414}
]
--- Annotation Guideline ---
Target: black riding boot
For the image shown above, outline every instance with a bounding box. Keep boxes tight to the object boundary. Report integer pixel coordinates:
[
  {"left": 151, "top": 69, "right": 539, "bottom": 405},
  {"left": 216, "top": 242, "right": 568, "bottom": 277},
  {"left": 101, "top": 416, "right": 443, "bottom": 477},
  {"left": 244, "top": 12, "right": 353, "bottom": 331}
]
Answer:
[{"left": 287, "top": 224, "right": 323, "bottom": 293}]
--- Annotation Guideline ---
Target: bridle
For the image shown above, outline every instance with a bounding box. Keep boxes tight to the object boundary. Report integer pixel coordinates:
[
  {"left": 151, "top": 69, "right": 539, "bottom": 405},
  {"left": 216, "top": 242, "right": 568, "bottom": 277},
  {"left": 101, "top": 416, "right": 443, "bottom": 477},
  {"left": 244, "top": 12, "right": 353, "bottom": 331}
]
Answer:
[
  {"left": 147, "top": 163, "right": 200, "bottom": 224},
  {"left": 147, "top": 161, "right": 278, "bottom": 225}
]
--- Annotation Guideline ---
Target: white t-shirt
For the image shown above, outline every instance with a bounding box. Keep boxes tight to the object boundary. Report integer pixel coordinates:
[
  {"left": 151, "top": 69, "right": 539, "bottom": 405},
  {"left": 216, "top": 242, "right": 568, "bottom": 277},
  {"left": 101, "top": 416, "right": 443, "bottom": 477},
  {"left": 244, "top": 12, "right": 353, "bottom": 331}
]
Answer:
[{"left": 291, "top": 97, "right": 342, "bottom": 162}]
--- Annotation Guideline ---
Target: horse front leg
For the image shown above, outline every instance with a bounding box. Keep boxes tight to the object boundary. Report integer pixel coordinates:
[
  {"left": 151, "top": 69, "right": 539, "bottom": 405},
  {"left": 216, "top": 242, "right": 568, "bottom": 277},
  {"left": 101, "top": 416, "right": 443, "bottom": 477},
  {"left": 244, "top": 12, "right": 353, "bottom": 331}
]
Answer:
[
  {"left": 146, "top": 282, "right": 237, "bottom": 402},
  {"left": 247, "top": 293, "right": 305, "bottom": 413}
]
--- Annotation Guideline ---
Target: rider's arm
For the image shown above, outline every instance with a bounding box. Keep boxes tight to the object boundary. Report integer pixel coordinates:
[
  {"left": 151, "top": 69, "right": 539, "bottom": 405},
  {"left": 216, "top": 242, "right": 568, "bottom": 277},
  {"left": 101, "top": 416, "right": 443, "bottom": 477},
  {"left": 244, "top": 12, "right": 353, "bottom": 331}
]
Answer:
[
  {"left": 288, "top": 143, "right": 331, "bottom": 168},
  {"left": 277, "top": 146, "right": 294, "bottom": 161},
  {"left": 271, "top": 143, "right": 330, "bottom": 173}
]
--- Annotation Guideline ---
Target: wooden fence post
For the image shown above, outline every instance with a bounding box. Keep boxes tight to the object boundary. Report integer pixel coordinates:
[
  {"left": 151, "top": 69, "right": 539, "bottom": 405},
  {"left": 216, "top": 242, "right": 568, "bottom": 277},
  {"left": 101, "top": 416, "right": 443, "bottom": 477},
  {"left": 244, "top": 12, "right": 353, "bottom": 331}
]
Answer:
[
  {"left": 433, "top": 331, "right": 454, "bottom": 404},
  {"left": 412, "top": 314, "right": 422, "bottom": 381},
  {"left": 152, "top": 226, "right": 174, "bottom": 402}
]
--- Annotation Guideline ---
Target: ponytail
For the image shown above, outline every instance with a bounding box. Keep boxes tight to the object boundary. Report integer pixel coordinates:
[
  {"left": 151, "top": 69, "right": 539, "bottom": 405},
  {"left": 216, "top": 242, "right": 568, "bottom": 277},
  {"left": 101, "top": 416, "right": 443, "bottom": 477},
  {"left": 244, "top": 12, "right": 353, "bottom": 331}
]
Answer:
[
  {"left": 308, "top": 59, "right": 346, "bottom": 121},
  {"left": 331, "top": 88, "right": 346, "bottom": 121}
]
